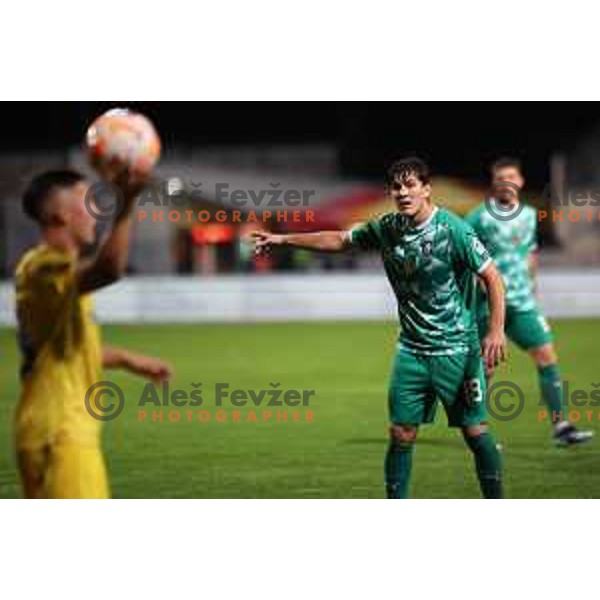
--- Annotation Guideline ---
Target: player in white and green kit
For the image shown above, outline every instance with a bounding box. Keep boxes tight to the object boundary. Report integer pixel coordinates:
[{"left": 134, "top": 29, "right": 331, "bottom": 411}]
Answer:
[
  {"left": 466, "top": 157, "right": 593, "bottom": 446},
  {"left": 253, "top": 157, "right": 507, "bottom": 498}
]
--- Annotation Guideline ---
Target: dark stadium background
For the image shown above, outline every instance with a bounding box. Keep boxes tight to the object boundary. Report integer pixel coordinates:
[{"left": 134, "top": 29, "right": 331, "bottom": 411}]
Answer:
[{"left": 1, "top": 101, "right": 598, "bottom": 186}]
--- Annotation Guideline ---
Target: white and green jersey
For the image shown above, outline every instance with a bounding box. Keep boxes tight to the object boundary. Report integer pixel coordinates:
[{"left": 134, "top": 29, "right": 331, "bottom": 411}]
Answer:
[
  {"left": 350, "top": 207, "right": 492, "bottom": 356},
  {"left": 465, "top": 201, "right": 537, "bottom": 312}
]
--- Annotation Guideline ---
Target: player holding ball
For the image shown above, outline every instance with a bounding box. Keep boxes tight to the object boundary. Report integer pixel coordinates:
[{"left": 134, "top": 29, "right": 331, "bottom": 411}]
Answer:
[{"left": 14, "top": 110, "right": 173, "bottom": 499}]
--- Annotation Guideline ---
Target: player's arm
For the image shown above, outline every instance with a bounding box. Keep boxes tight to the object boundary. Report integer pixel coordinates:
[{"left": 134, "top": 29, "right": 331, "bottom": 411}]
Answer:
[
  {"left": 252, "top": 230, "right": 351, "bottom": 254},
  {"left": 252, "top": 218, "right": 385, "bottom": 254},
  {"left": 527, "top": 210, "right": 539, "bottom": 295},
  {"left": 453, "top": 220, "right": 506, "bottom": 371},
  {"left": 479, "top": 262, "right": 507, "bottom": 372},
  {"left": 103, "top": 345, "right": 173, "bottom": 382},
  {"left": 464, "top": 209, "right": 488, "bottom": 294},
  {"left": 76, "top": 169, "right": 148, "bottom": 293},
  {"left": 528, "top": 250, "right": 539, "bottom": 296}
]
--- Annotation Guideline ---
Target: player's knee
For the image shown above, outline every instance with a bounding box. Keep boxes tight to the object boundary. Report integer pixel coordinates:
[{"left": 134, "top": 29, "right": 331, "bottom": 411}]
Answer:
[
  {"left": 529, "top": 343, "right": 557, "bottom": 367},
  {"left": 462, "top": 423, "right": 488, "bottom": 439},
  {"left": 390, "top": 424, "right": 417, "bottom": 444}
]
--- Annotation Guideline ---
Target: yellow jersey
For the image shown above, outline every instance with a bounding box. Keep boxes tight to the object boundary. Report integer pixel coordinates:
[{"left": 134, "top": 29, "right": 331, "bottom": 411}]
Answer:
[{"left": 14, "top": 245, "right": 102, "bottom": 450}]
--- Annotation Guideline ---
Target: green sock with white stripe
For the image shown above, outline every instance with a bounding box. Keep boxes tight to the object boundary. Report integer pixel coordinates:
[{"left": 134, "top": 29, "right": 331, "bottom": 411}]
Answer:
[{"left": 538, "top": 364, "right": 565, "bottom": 424}]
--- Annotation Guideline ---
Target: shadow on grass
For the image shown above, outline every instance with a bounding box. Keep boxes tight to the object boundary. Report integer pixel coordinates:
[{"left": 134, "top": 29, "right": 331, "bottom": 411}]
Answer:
[{"left": 342, "top": 436, "right": 462, "bottom": 448}]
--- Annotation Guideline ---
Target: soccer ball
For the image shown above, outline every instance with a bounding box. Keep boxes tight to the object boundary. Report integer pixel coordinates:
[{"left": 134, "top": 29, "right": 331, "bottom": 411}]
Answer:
[{"left": 85, "top": 108, "right": 161, "bottom": 178}]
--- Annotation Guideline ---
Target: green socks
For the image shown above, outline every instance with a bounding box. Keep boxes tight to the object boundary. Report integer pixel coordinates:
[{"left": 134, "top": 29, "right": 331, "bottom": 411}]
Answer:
[
  {"left": 385, "top": 434, "right": 503, "bottom": 498},
  {"left": 385, "top": 440, "right": 414, "bottom": 499},
  {"left": 463, "top": 432, "right": 503, "bottom": 499},
  {"left": 538, "top": 364, "right": 565, "bottom": 424}
]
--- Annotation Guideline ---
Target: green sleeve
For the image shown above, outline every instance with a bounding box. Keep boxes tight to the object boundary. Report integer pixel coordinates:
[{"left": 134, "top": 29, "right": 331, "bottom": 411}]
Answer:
[
  {"left": 349, "top": 219, "right": 384, "bottom": 251},
  {"left": 463, "top": 207, "right": 482, "bottom": 237},
  {"left": 451, "top": 220, "right": 492, "bottom": 274}
]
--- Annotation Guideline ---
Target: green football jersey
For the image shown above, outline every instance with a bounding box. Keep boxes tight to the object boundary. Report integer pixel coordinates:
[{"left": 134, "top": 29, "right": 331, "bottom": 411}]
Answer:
[
  {"left": 465, "top": 201, "right": 537, "bottom": 311},
  {"left": 350, "top": 207, "right": 492, "bottom": 355}
]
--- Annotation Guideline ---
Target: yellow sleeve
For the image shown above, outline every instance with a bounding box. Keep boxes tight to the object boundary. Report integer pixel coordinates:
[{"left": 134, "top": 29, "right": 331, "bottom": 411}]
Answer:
[{"left": 16, "top": 249, "right": 81, "bottom": 370}]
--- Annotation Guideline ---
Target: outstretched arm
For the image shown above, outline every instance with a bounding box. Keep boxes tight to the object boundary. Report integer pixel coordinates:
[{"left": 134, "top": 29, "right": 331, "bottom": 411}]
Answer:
[
  {"left": 252, "top": 230, "right": 351, "bottom": 254},
  {"left": 478, "top": 262, "right": 507, "bottom": 373},
  {"left": 103, "top": 346, "right": 173, "bottom": 383}
]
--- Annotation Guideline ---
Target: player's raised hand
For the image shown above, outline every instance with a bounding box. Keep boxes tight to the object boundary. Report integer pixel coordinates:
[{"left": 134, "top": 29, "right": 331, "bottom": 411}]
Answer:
[
  {"left": 110, "top": 165, "right": 151, "bottom": 206},
  {"left": 127, "top": 354, "right": 174, "bottom": 383},
  {"left": 481, "top": 329, "right": 507, "bottom": 374},
  {"left": 251, "top": 231, "right": 284, "bottom": 256}
]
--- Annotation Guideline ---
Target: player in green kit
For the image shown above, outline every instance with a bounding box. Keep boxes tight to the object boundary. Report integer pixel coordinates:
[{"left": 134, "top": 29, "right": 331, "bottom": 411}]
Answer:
[
  {"left": 466, "top": 157, "right": 593, "bottom": 446},
  {"left": 252, "top": 157, "right": 507, "bottom": 499}
]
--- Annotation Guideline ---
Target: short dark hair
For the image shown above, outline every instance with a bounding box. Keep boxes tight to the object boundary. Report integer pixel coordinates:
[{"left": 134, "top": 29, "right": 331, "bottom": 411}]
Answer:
[
  {"left": 385, "top": 156, "right": 431, "bottom": 187},
  {"left": 490, "top": 156, "right": 523, "bottom": 175},
  {"left": 22, "top": 170, "right": 85, "bottom": 223}
]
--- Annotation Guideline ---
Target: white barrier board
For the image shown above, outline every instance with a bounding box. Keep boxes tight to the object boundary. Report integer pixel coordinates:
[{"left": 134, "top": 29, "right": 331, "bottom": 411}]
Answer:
[{"left": 1, "top": 271, "right": 599, "bottom": 326}]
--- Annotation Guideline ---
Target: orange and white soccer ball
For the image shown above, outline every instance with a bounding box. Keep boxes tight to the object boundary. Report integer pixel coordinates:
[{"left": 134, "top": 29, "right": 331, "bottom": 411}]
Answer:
[{"left": 85, "top": 108, "right": 161, "bottom": 177}]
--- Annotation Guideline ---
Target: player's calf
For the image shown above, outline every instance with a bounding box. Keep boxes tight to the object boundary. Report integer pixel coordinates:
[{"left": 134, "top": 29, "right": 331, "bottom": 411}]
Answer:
[
  {"left": 531, "top": 346, "right": 564, "bottom": 426},
  {"left": 529, "top": 344, "right": 594, "bottom": 445},
  {"left": 385, "top": 424, "right": 417, "bottom": 499},
  {"left": 462, "top": 424, "right": 503, "bottom": 499}
]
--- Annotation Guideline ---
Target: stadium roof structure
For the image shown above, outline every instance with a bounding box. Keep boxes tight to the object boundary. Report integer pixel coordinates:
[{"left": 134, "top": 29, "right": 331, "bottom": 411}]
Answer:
[
  {"left": 151, "top": 160, "right": 485, "bottom": 228},
  {"left": 284, "top": 177, "right": 486, "bottom": 232}
]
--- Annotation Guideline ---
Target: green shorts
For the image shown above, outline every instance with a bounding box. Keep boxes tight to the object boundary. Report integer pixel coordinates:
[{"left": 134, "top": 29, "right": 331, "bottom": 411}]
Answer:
[
  {"left": 388, "top": 345, "right": 487, "bottom": 428},
  {"left": 477, "top": 303, "right": 553, "bottom": 351}
]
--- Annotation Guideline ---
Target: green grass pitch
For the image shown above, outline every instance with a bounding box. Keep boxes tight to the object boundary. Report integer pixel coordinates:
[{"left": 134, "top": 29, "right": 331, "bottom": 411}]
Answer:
[{"left": 1, "top": 319, "right": 600, "bottom": 498}]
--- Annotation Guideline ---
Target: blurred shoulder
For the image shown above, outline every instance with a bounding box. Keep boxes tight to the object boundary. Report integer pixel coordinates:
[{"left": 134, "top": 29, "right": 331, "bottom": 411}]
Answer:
[
  {"left": 522, "top": 203, "right": 538, "bottom": 220},
  {"left": 463, "top": 202, "right": 486, "bottom": 226},
  {"left": 15, "top": 245, "right": 73, "bottom": 285}
]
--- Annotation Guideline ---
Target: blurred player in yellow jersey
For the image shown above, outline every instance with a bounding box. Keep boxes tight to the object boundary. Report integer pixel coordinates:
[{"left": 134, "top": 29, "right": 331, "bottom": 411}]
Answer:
[{"left": 15, "top": 169, "right": 173, "bottom": 499}]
